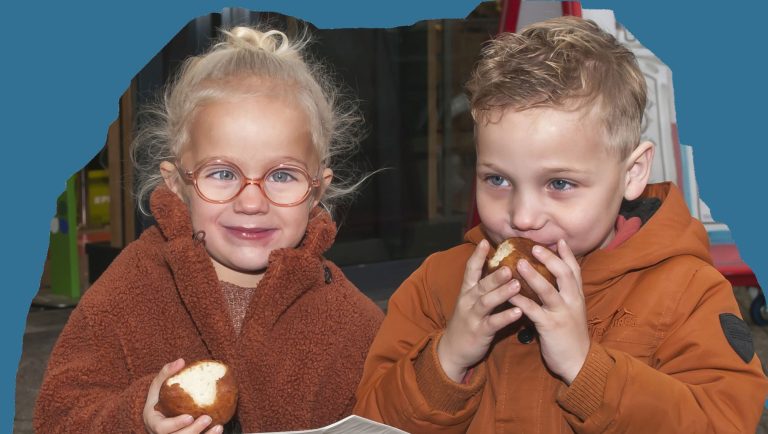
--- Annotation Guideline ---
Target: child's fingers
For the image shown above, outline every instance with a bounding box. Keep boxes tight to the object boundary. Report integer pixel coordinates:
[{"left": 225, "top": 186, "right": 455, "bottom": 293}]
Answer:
[
  {"left": 461, "top": 240, "right": 491, "bottom": 293},
  {"left": 150, "top": 413, "right": 195, "bottom": 434},
  {"left": 530, "top": 244, "right": 580, "bottom": 301},
  {"left": 204, "top": 425, "right": 224, "bottom": 434},
  {"left": 531, "top": 245, "right": 574, "bottom": 283},
  {"left": 473, "top": 280, "right": 520, "bottom": 317},
  {"left": 517, "top": 258, "right": 561, "bottom": 307},
  {"left": 477, "top": 266, "right": 513, "bottom": 295},
  {"left": 175, "top": 415, "right": 214, "bottom": 434},
  {"left": 556, "top": 239, "right": 582, "bottom": 283},
  {"left": 147, "top": 359, "right": 185, "bottom": 406},
  {"left": 485, "top": 304, "right": 523, "bottom": 333},
  {"left": 509, "top": 293, "right": 545, "bottom": 322}
]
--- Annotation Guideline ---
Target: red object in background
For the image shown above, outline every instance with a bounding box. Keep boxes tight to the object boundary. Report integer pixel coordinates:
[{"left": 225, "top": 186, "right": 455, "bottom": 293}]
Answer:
[
  {"left": 498, "top": 0, "right": 522, "bottom": 33},
  {"left": 710, "top": 244, "right": 759, "bottom": 287},
  {"left": 561, "top": 1, "right": 582, "bottom": 17}
]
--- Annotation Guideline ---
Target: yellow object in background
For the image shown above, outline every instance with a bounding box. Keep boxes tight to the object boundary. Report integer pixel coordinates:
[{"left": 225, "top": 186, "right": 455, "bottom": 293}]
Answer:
[{"left": 87, "top": 169, "right": 110, "bottom": 228}]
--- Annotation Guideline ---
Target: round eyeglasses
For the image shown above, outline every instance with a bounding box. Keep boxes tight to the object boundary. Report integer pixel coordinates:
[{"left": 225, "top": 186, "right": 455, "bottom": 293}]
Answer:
[{"left": 175, "top": 158, "right": 321, "bottom": 207}]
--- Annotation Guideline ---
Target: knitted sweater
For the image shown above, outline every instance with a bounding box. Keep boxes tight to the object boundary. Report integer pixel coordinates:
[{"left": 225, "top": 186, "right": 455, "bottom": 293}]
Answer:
[{"left": 34, "top": 187, "right": 384, "bottom": 433}]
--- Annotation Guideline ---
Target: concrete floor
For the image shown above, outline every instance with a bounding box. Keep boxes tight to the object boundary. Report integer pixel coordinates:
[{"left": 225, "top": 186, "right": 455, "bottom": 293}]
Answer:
[{"left": 13, "top": 286, "right": 768, "bottom": 433}]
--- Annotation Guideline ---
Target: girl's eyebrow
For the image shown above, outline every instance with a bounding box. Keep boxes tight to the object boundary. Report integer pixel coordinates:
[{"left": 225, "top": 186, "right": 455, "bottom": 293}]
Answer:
[
  {"left": 218, "top": 155, "right": 309, "bottom": 168},
  {"left": 275, "top": 157, "right": 310, "bottom": 166}
]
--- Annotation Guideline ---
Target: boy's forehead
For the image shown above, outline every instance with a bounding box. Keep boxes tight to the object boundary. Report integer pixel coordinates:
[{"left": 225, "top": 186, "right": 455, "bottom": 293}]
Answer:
[
  {"left": 475, "top": 104, "right": 605, "bottom": 137},
  {"left": 475, "top": 105, "right": 614, "bottom": 160}
]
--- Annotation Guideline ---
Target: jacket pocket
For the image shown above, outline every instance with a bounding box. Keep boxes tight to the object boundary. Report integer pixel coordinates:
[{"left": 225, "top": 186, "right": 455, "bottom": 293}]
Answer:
[{"left": 597, "top": 308, "right": 658, "bottom": 363}]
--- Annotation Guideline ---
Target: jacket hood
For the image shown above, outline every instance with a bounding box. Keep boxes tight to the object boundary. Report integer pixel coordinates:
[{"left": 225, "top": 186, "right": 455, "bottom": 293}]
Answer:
[
  {"left": 147, "top": 186, "right": 338, "bottom": 364},
  {"left": 464, "top": 182, "right": 712, "bottom": 290}
]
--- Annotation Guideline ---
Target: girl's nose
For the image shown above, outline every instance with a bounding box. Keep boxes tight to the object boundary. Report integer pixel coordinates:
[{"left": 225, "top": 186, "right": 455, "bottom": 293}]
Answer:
[{"left": 233, "top": 183, "right": 270, "bottom": 214}]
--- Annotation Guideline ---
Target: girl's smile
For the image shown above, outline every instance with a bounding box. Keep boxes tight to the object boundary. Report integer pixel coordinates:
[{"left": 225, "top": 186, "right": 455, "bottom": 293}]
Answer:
[{"left": 162, "top": 92, "right": 332, "bottom": 287}]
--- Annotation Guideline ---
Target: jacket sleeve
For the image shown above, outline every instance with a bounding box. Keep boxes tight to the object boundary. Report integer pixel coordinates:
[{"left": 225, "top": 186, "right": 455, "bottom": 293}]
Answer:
[
  {"left": 312, "top": 286, "right": 386, "bottom": 425},
  {"left": 33, "top": 300, "right": 152, "bottom": 433},
  {"left": 556, "top": 266, "right": 768, "bottom": 434},
  {"left": 353, "top": 257, "right": 487, "bottom": 434}
]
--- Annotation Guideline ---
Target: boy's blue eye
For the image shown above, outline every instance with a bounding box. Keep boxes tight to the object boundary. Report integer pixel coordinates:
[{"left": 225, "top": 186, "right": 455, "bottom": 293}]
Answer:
[
  {"left": 485, "top": 175, "right": 509, "bottom": 187},
  {"left": 550, "top": 179, "right": 573, "bottom": 191}
]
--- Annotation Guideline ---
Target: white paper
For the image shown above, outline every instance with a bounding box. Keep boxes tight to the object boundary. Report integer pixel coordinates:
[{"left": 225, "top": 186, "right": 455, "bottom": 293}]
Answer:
[{"left": 250, "top": 415, "right": 409, "bottom": 434}]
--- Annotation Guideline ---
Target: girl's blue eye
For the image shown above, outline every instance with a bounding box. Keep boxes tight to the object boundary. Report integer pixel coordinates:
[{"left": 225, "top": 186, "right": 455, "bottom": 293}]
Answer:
[
  {"left": 550, "top": 179, "right": 573, "bottom": 191},
  {"left": 485, "top": 175, "right": 509, "bottom": 187},
  {"left": 269, "top": 170, "right": 298, "bottom": 183},
  {"left": 210, "top": 169, "right": 237, "bottom": 181}
]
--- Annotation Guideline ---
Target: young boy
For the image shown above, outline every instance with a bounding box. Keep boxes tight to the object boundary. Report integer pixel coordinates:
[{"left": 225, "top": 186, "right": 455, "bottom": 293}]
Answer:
[{"left": 354, "top": 16, "right": 768, "bottom": 433}]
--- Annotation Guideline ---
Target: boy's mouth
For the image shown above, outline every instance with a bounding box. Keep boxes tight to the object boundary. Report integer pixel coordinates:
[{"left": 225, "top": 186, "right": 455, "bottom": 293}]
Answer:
[{"left": 545, "top": 243, "right": 558, "bottom": 252}]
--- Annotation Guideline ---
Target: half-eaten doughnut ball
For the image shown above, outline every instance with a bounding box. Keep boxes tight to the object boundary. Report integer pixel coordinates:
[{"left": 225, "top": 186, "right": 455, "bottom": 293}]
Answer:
[
  {"left": 155, "top": 359, "right": 238, "bottom": 426},
  {"left": 486, "top": 237, "right": 558, "bottom": 305}
]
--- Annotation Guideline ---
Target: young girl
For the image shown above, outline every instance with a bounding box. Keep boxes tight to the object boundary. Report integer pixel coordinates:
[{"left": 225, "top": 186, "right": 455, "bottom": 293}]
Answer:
[{"left": 34, "top": 26, "right": 384, "bottom": 434}]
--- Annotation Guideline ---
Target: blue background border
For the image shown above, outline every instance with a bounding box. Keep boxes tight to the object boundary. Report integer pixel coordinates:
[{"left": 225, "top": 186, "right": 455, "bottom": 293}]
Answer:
[{"left": 1, "top": 0, "right": 764, "bottom": 430}]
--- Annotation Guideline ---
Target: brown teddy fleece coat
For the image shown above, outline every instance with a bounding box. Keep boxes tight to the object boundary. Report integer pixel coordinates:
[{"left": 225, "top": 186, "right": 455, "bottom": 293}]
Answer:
[{"left": 33, "top": 187, "right": 384, "bottom": 433}]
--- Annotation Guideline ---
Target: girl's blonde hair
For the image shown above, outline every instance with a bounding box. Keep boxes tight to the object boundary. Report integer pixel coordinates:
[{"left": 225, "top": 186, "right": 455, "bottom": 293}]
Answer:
[{"left": 132, "top": 26, "right": 363, "bottom": 216}]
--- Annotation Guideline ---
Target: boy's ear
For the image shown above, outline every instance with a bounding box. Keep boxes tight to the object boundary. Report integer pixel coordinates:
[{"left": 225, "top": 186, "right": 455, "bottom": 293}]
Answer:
[
  {"left": 623, "top": 141, "right": 655, "bottom": 201},
  {"left": 159, "top": 161, "right": 186, "bottom": 201},
  {"left": 311, "top": 168, "right": 333, "bottom": 209}
]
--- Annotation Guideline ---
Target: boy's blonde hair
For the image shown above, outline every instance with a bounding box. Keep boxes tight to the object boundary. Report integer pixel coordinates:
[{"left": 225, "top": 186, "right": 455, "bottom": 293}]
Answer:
[
  {"left": 132, "top": 26, "right": 363, "bottom": 215},
  {"left": 466, "top": 16, "right": 647, "bottom": 160}
]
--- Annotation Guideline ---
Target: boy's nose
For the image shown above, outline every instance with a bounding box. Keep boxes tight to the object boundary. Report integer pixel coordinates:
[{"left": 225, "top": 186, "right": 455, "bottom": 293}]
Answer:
[
  {"left": 233, "top": 184, "right": 270, "bottom": 214},
  {"left": 509, "top": 194, "right": 545, "bottom": 231}
]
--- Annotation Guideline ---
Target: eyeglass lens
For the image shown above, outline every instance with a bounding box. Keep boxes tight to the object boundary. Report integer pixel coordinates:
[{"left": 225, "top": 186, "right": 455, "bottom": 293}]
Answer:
[{"left": 195, "top": 162, "right": 311, "bottom": 204}]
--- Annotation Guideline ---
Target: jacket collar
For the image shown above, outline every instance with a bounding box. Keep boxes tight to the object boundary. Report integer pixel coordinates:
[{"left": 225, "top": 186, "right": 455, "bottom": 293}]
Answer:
[
  {"left": 149, "top": 187, "right": 338, "bottom": 364},
  {"left": 463, "top": 183, "right": 710, "bottom": 292}
]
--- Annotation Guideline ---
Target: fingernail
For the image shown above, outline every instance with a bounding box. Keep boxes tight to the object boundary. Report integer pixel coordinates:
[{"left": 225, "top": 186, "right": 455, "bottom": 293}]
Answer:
[
  {"left": 182, "top": 415, "right": 194, "bottom": 424},
  {"left": 510, "top": 279, "right": 520, "bottom": 289},
  {"left": 213, "top": 426, "right": 224, "bottom": 433},
  {"left": 201, "top": 416, "right": 212, "bottom": 425},
  {"left": 518, "top": 259, "right": 529, "bottom": 270},
  {"left": 532, "top": 245, "right": 543, "bottom": 255}
]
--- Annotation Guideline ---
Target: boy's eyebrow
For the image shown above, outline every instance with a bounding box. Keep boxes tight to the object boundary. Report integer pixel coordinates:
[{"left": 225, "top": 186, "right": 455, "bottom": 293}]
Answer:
[
  {"left": 538, "top": 166, "right": 590, "bottom": 175},
  {"left": 477, "top": 162, "right": 589, "bottom": 176},
  {"left": 476, "top": 162, "right": 505, "bottom": 172}
]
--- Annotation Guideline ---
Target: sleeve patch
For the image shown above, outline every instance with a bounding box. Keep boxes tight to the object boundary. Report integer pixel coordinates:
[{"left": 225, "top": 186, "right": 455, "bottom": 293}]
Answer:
[{"left": 719, "top": 313, "right": 754, "bottom": 363}]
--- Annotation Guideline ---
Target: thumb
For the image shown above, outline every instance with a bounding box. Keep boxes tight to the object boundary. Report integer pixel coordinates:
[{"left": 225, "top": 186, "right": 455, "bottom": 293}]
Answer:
[{"left": 148, "top": 358, "right": 185, "bottom": 406}]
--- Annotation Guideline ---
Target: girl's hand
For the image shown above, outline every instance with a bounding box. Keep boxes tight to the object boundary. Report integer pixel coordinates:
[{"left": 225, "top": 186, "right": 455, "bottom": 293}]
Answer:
[
  {"left": 143, "top": 359, "right": 224, "bottom": 434},
  {"left": 509, "top": 239, "right": 590, "bottom": 384},
  {"left": 437, "top": 240, "right": 524, "bottom": 382}
]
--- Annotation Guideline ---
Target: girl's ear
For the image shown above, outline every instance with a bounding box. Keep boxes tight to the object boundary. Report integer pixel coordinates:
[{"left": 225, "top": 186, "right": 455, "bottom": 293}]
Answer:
[
  {"left": 159, "top": 161, "right": 186, "bottom": 201},
  {"left": 623, "top": 141, "right": 655, "bottom": 201},
  {"left": 311, "top": 168, "right": 333, "bottom": 208}
]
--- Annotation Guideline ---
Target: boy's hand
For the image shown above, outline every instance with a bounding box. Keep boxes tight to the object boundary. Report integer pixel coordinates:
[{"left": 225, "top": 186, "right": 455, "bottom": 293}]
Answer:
[
  {"left": 509, "top": 239, "right": 590, "bottom": 384},
  {"left": 437, "top": 240, "right": 524, "bottom": 383}
]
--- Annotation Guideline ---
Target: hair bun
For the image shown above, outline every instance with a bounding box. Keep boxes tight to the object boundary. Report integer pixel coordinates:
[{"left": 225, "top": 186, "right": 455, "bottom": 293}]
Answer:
[{"left": 224, "top": 27, "right": 289, "bottom": 54}]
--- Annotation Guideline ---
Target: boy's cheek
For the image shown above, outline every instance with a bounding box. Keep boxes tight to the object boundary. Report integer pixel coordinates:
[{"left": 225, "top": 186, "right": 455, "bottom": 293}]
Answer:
[{"left": 476, "top": 203, "right": 508, "bottom": 245}]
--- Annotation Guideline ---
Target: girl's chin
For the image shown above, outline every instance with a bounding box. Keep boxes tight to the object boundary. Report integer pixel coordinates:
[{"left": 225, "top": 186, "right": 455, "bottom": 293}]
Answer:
[
  {"left": 230, "top": 261, "right": 269, "bottom": 275},
  {"left": 211, "top": 256, "right": 268, "bottom": 278}
]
